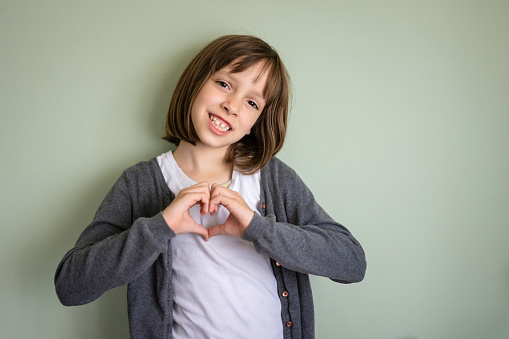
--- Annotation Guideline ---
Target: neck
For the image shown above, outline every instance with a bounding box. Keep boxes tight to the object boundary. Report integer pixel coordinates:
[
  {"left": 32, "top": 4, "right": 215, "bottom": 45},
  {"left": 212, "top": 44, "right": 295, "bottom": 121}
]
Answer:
[{"left": 173, "top": 141, "right": 233, "bottom": 184}]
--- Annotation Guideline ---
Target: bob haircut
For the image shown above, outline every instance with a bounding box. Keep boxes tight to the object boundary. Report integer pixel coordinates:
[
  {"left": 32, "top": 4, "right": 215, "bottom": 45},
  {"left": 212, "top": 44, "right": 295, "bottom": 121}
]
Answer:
[{"left": 163, "top": 34, "right": 291, "bottom": 174}]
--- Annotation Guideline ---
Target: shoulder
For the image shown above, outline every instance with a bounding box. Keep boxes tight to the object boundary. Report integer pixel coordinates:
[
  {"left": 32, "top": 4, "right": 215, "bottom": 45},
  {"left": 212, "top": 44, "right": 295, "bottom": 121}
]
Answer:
[
  {"left": 261, "top": 157, "right": 305, "bottom": 191},
  {"left": 122, "top": 158, "right": 160, "bottom": 178},
  {"left": 262, "top": 157, "right": 298, "bottom": 177},
  {"left": 118, "top": 157, "right": 168, "bottom": 192}
]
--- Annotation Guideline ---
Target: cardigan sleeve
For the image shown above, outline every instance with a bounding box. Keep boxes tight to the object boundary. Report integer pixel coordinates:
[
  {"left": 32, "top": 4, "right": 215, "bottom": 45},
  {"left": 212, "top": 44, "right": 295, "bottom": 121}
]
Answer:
[
  {"left": 54, "top": 170, "right": 175, "bottom": 306},
  {"left": 242, "top": 159, "right": 366, "bottom": 283}
]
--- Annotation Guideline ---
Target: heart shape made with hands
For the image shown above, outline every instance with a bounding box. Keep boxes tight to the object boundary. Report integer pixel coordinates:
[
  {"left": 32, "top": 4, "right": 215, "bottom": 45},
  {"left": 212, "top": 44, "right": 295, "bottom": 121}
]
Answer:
[{"left": 162, "top": 182, "right": 256, "bottom": 241}]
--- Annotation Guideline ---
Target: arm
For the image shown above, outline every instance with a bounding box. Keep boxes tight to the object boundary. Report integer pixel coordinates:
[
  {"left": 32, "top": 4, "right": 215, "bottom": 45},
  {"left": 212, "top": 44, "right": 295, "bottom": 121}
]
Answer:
[
  {"left": 243, "top": 161, "right": 366, "bottom": 283},
  {"left": 54, "top": 172, "right": 175, "bottom": 306}
]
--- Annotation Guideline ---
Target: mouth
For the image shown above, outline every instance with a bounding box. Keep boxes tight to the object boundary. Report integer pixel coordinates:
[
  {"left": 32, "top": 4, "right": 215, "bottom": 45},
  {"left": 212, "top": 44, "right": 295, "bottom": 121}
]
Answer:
[{"left": 209, "top": 114, "right": 231, "bottom": 132}]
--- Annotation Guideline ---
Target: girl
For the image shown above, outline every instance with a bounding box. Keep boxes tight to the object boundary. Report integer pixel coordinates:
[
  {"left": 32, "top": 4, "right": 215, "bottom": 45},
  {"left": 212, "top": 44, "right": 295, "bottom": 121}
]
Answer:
[{"left": 55, "top": 35, "right": 366, "bottom": 339}]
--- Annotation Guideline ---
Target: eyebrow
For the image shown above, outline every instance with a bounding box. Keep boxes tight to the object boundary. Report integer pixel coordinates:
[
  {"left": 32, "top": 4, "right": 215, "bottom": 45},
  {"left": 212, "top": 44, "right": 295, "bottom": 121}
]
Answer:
[{"left": 216, "top": 71, "right": 266, "bottom": 102}]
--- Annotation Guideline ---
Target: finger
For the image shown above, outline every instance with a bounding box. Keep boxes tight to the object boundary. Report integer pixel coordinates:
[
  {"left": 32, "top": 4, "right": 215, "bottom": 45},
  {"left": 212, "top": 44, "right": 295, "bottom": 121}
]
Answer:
[
  {"left": 182, "top": 186, "right": 210, "bottom": 212},
  {"left": 209, "top": 199, "right": 220, "bottom": 215},
  {"left": 193, "top": 224, "right": 210, "bottom": 241},
  {"left": 210, "top": 193, "right": 236, "bottom": 210},
  {"left": 197, "top": 199, "right": 210, "bottom": 216},
  {"left": 209, "top": 183, "right": 232, "bottom": 198},
  {"left": 192, "top": 181, "right": 210, "bottom": 188},
  {"left": 182, "top": 192, "right": 209, "bottom": 213},
  {"left": 211, "top": 194, "right": 255, "bottom": 228},
  {"left": 196, "top": 182, "right": 210, "bottom": 215},
  {"left": 209, "top": 184, "right": 226, "bottom": 214},
  {"left": 180, "top": 181, "right": 209, "bottom": 194}
]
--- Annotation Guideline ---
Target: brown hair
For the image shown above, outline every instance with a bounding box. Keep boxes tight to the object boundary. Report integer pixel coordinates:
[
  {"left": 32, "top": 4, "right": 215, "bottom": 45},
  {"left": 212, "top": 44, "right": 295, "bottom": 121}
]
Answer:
[{"left": 163, "top": 35, "right": 291, "bottom": 174}]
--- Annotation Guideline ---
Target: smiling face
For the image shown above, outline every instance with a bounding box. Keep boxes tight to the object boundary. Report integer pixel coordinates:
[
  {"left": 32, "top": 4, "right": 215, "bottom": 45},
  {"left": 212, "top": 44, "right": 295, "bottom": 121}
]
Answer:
[{"left": 190, "top": 61, "right": 269, "bottom": 152}]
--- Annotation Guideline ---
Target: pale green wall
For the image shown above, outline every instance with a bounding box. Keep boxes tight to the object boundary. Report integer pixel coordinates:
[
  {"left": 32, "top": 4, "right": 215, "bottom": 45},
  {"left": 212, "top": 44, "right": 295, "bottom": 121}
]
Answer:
[{"left": 1, "top": 1, "right": 508, "bottom": 338}]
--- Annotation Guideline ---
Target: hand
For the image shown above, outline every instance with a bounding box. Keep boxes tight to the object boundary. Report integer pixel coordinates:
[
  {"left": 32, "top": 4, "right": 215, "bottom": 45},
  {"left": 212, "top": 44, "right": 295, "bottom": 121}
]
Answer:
[
  {"left": 208, "top": 183, "right": 255, "bottom": 239},
  {"left": 162, "top": 182, "right": 210, "bottom": 241}
]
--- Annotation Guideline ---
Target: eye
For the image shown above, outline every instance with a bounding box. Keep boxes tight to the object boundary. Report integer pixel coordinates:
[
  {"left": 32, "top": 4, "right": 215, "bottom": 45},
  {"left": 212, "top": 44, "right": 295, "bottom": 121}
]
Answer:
[
  {"left": 217, "top": 81, "right": 230, "bottom": 89},
  {"left": 247, "top": 100, "right": 259, "bottom": 110}
]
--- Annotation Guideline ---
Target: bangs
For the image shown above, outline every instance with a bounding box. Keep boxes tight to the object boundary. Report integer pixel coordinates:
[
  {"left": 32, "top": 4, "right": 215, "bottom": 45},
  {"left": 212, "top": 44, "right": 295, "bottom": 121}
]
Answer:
[
  {"left": 201, "top": 35, "right": 288, "bottom": 108},
  {"left": 231, "top": 57, "right": 272, "bottom": 83},
  {"left": 224, "top": 56, "right": 284, "bottom": 108}
]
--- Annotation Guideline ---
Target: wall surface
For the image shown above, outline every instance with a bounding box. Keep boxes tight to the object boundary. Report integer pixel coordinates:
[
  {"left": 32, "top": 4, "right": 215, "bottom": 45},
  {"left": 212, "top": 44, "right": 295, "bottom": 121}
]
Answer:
[{"left": 1, "top": 1, "right": 508, "bottom": 338}]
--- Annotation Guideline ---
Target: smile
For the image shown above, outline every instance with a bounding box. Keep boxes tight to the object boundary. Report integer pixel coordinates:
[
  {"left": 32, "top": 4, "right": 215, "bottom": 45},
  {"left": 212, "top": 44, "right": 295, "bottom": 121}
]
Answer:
[{"left": 209, "top": 114, "right": 231, "bottom": 132}]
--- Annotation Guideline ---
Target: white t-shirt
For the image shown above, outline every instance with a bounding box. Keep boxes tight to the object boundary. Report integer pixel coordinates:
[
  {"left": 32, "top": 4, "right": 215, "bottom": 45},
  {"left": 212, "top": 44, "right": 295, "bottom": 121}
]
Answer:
[{"left": 157, "top": 151, "right": 283, "bottom": 339}]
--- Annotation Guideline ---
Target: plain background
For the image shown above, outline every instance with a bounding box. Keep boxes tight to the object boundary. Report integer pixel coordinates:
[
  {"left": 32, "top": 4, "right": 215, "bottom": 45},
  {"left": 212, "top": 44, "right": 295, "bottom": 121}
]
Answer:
[{"left": 1, "top": 1, "right": 508, "bottom": 338}]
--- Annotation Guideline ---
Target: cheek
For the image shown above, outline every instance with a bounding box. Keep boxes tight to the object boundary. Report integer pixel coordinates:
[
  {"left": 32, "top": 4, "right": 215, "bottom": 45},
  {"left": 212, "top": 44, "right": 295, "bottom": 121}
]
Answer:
[
  {"left": 190, "top": 94, "right": 207, "bottom": 118},
  {"left": 189, "top": 105, "right": 205, "bottom": 135},
  {"left": 250, "top": 113, "right": 263, "bottom": 128},
  {"left": 194, "top": 82, "right": 216, "bottom": 105}
]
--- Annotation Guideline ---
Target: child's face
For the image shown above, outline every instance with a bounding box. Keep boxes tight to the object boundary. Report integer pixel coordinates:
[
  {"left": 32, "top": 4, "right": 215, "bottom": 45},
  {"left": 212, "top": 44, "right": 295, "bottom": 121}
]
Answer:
[{"left": 190, "top": 61, "right": 268, "bottom": 151}]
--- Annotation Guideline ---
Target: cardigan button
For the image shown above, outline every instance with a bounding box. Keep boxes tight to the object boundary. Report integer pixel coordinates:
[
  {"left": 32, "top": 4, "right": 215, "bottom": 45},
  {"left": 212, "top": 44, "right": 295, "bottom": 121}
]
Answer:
[
  {"left": 282, "top": 291, "right": 289, "bottom": 297},
  {"left": 261, "top": 203, "right": 266, "bottom": 209},
  {"left": 286, "top": 321, "right": 293, "bottom": 327}
]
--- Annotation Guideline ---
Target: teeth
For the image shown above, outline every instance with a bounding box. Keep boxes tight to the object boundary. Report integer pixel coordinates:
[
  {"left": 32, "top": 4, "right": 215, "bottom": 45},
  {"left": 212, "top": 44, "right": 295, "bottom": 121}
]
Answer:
[{"left": 209, "top": 116, "right": 231, "bottom": 132}]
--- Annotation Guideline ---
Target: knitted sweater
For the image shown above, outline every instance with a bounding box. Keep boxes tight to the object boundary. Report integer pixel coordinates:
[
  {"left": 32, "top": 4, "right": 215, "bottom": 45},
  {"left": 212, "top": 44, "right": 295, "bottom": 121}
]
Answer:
[{"left": 55, "top": 156, "right": 366, "bottom": 338}]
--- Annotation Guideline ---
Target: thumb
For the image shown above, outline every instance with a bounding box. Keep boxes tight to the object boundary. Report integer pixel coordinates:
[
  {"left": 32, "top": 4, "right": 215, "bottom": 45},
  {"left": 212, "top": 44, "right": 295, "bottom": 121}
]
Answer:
[
  {"left": 208, "top": 223, "right": 227, "bottom": 238},
  {"left": 191, "top": 223, "right": 210, "bottom": 241}
]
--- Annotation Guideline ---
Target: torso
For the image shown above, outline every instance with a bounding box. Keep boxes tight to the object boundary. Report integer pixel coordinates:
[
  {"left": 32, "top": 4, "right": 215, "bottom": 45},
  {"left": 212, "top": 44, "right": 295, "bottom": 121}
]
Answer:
[{"left": 157, "top": 151, "right": 283, "bottom": 339}]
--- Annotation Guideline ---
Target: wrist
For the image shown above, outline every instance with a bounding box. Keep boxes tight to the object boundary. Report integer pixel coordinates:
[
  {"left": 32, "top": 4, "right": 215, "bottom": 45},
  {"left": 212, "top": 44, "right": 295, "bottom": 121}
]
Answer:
[
  {"left": 162, "top": 210, "right": 179, "bottom": 233},
  {"left": 240, "top": 211, "right": 255, "bottom": 236}
]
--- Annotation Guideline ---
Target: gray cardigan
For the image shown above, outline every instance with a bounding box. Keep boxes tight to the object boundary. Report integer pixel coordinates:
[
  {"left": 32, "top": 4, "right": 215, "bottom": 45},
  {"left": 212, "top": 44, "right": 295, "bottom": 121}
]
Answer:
[{"left": 55, "top": 157, "right": 366, "bottom": 338}]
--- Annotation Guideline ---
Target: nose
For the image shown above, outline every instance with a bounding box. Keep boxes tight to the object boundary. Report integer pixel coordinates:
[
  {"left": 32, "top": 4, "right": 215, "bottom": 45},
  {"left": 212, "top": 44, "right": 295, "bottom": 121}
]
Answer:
[{"left": 221, "top": 95, "right": 241, "bottom": 115}]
